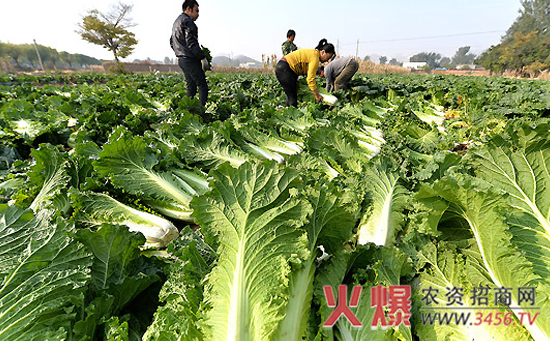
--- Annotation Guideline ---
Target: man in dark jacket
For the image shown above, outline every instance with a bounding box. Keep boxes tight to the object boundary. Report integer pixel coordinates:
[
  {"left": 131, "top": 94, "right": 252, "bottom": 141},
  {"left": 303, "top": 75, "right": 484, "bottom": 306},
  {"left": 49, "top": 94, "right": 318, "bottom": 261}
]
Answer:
[{"left": 171, "top": 0, "right": 209, "bottom": 106}]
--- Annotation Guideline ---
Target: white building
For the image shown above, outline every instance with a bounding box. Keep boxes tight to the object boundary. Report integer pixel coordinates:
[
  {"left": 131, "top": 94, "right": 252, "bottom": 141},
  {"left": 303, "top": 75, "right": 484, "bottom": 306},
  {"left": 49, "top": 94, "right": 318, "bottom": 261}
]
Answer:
[
  {"left": 456, "top": 64, "right": 476, "bottom": 70},
  {"left": 239, "top": 62, "right": 258, "bottom": 68},
  {"left": 402, "top": 62, "right": 427, "bottom": 69}
]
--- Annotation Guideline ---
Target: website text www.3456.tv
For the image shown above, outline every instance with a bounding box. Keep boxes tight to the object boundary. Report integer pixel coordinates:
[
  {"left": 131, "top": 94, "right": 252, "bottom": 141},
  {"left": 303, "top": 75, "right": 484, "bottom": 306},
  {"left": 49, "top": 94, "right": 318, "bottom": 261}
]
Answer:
[
  {"left": 419, "top": 285, "right": 539, "bottom": 327},
  {"left": 420, "top": 311, "right": 539, "bottom": 327},
  {"left": 321, "top": 284, "right": 539, "bottom": 329}
]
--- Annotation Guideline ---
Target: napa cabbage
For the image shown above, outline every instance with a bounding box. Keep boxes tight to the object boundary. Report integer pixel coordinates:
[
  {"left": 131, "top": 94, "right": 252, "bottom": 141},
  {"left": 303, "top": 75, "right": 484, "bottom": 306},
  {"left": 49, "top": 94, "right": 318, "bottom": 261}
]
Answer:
[
  {"left": 73, "top": 191, "right": 179, "bottom": 249},
  {"left": 94, "top": 127, "right": 209, "bottom": 222},
  {"left": 357, "top": 158, "right": 409, "bottom": 246},
  {"left": 297, "top": 78, "right": 338, "bottom": 106},
  {"left": 192, "top": 161, "right": 311, "bottom": 340}
]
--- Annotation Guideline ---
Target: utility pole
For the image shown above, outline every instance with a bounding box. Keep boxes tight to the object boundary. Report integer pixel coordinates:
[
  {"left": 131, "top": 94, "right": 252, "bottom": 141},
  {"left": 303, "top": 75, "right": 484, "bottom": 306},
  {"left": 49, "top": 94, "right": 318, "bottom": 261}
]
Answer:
[
  {"left": 33, "top": 39, "right": 45, "bottom": 72},
  {"left": 355, "top": 39, "right": 359, "bottom": 60}
]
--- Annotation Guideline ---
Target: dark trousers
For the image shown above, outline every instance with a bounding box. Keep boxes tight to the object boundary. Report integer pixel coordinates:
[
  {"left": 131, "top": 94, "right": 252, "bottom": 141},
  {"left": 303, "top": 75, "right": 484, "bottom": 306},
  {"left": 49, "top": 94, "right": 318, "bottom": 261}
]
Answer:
[
  {"left": 275, "top": 60, "right": 298, "bottom": 107},
  {"left": 177, "top": 57, "right": 208, "bottom": 106}
]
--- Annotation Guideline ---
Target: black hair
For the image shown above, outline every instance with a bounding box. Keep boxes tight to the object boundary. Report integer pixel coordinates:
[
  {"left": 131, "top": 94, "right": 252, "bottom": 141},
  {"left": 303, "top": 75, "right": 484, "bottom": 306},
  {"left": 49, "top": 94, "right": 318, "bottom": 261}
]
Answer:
[
  {"left": 287, "top": 29, "right": 296, "bottom": 38},
  {"left": 182, "top": 0, "right": 199, "bottom": 12},
  {"left": 315, "top": 39, "right": 335, "bottom": 55},
  {"left": 317, "top": 65, "right": 324, "bottom": 76}
]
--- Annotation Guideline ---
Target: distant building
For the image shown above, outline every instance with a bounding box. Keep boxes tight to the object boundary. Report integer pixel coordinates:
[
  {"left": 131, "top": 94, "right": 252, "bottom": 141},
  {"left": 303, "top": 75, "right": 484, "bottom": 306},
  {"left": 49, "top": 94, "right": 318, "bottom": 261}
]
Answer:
[
  {"left": 239, "top": 61, "right": 262, "bottom": 68},
  {"left": 456, "top": 64, "right": 476, "bottom": 70},
  {"left": 402, "top": 62, "right": 427, "bottom": 69}
]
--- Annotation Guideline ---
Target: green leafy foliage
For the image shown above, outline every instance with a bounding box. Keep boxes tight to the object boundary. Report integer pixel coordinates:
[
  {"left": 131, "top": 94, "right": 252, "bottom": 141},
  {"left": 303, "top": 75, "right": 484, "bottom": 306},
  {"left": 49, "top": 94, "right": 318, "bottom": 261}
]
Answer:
[
  {"left": 1, "top": 72, "right": 550, "bottom": 340},
  {"left": 77, "top": 3, "right": 138, "bottom": 65},
  {"left": 192, "top": 162, "right": 311, "bottom": 340},
  {"left": 74, "top": 224, "right": 162, "bottom": 341},
  {"left": 0, "top": 206, "right": 92, "bottom": 340},
  {"left": 143, "top": 228, "right": 216, "bottom": 341}
]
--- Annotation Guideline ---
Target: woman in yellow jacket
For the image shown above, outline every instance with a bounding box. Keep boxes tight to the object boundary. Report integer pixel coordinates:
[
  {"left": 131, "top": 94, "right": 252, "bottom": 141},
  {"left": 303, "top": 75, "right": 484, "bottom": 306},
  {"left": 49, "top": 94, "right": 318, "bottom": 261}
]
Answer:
[{"left": 275, "top": 39, "right": 335, "bottom": 107}]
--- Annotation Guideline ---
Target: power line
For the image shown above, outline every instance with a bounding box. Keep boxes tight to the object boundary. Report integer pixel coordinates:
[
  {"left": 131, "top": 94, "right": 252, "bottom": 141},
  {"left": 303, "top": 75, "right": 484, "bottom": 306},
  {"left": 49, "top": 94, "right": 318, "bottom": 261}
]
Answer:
[{"left": 340, "top": 30, "right": 506, "bottom": 46}]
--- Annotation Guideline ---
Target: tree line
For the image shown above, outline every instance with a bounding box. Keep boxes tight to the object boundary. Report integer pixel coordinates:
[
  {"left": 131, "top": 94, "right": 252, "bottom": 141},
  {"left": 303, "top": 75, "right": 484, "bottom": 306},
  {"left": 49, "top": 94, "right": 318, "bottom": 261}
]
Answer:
[
  {"left": 476, "top": 0, "right": 550, "bottom": 77},
  {"left": 363, "top": 46, "right": 477, "bottom": 70},
  {"left": 409, "top": 46, "right": 477, "bottom": 70},
  {"left": 0, "top": 42, "right": 102, "bottom": 71},
  {"left": 360, "top": 0, "right": 550, "bottom": 77},
  {"left": 6, "top": 1, "right": 547, "bottom": 76}
]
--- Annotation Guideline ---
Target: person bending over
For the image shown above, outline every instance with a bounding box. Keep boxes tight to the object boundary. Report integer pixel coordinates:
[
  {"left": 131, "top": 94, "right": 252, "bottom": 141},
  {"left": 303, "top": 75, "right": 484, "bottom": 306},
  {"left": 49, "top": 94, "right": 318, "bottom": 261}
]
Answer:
[
  {"left": 275, "top": 39, "right": 335, "bottom": 107},
  {"left": 318, "top": 56, "right": 359, "bottom": 92}
]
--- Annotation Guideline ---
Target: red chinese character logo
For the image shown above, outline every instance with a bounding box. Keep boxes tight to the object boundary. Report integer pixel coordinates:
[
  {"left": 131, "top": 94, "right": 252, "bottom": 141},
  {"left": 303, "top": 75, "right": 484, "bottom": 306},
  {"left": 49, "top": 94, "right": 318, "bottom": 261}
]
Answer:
[
  {"left": 323, "top": 285, "right": 362, "bottom": 327},
  {"left": 388, "top": 285, "right": 411, "bottom": 327},
  {"left": 371, "top": 285, "right": 412, "bottom": 329},
  {"left": 371, "top": 285, "right": 389, "bottom": 329}
]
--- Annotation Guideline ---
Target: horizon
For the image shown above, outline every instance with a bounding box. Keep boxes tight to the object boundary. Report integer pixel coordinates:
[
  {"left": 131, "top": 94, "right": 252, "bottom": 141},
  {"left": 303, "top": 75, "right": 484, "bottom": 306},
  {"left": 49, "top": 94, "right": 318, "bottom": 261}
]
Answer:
[
  {"left": 1, "top": 0, "right": 522, "bottom": 63},
  {"left": 0, "top": 42, "right": 507, "bottom": 66}
]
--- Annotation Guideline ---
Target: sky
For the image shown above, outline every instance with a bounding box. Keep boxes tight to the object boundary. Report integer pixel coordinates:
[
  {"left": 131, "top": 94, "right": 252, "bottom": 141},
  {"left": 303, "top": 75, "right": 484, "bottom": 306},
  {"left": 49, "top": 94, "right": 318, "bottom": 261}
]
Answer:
[{"left": 1, "top": 0, "right": 523, "bottom": 63}]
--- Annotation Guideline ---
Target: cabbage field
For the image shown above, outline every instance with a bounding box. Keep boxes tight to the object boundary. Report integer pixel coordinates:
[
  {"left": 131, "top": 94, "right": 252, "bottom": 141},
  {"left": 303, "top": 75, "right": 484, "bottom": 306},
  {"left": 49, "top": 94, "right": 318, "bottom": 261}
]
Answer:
[{"left": 1, "top": 72, "right": 550, "bottom": 340}]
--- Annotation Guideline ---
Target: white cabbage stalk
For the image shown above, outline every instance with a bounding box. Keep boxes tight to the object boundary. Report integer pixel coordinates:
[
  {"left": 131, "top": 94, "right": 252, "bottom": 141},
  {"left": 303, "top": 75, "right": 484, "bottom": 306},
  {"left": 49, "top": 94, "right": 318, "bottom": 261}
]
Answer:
[
  {"left": 144, "top": 200, "right": 194, "bottom": 222},
  {"left": 413, "top": 103, "right": 446, "bottom": 132},
  {"left": 245, "top": 142, "right": 285, "bottom": 163},
  {"left": 320, "top": 93, "right": 338, "bottom": 106},
  {"left": 172, "top": 169, "right": 210, "bottom": 195},
  {"left": 67, "top": 118, "right": 78, "bottom": 127},
  {"left": 55, "top": 90, "right": 71, "bottom": 97},
  {"left": 357, "top": 162, "right": 407, "bottom": 246},
  {"left": 152, "top": 100, "right": 170, "bottom": 111},
  {"left": 121, "top": 204, "right": 180, "bottom": 249},
  {"left": 320, "top": 159, "right": 340, "bottom": 180},
  {"left": 315, "top": 118, "right": 331, "bottom": 126},
  {"left": 361, "top": 125, "right": 385, "bottom": 144},
  {"left": 13, "top": 119, "right": 41, "bottom": 136},
  {"left": 272, "top": 139, "right": 303, "bottom": 155},
  {"left": 349, "top": 125, "right": 385, "bottom": 158},
  {"left": 78, "top": 192, "right": 179, "bottom": 249},
  {"left": 357, "top": 140, "right": 381, "bottom": 156}
]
